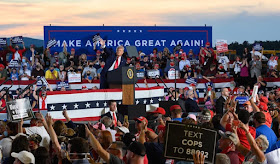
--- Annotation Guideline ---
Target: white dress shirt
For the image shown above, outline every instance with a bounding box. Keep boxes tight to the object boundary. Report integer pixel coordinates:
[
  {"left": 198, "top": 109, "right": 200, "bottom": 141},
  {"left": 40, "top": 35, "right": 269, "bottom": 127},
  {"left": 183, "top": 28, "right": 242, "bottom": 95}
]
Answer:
[{"left": 108, "top": 56, "right": 121, "bottom": 71}]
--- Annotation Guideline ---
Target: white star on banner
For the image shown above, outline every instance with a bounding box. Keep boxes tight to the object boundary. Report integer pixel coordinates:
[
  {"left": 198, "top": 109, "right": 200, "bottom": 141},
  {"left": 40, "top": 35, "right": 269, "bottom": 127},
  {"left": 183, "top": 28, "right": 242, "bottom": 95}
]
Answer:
[
  {"left": 74, "top": 103, "right": 79, "bottom": 109},
  {"left": 136, "top": 100, "right": 140, "bottom": 105},
  {"left": 96, "top": 102, "right": 99, "bottom": 107},
  {"left": 143, "top": 99, "right": 147, "bottom": 104},
  {"left": 117, "top": 30, "right": 120, "bottom": 32},
  {"left": 158, "top": 98, "right": 162, "bottom": 101},
  {"left": 104, "top": 102, "right": 107, "bottom": 107},
  {"left": 128, "top": 30, "right": 131, "bottom": 33},
  {"left": 134, "top": 30, "right": 137, "bottom": 33},
  {"left": 123, "top": 30, "right": 126, "bottom": 33},
  {"left": 139, "top": 30, "right": 142, "bottom": 33},
  {"left": 85, "top": 102, "right": 91, "bottom": 108},
  {"left": 150, "top": 99, "right": 154, "bottom": 104},
  {"left": 118, "top": 101, "right": 122, "bottom": 105},
  {"left": 50, "top": 105, "right": 55, "bottom": 111},
  {"left": 62, "top": 104, "right": 67, "bottom": 110}
]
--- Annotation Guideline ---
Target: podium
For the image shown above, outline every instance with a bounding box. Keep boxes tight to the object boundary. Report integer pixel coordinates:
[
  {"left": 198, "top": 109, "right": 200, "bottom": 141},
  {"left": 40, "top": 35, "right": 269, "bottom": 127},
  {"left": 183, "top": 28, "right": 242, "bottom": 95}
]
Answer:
[{"left": 107, "top": 66, "right": 137, "bottom": 105}]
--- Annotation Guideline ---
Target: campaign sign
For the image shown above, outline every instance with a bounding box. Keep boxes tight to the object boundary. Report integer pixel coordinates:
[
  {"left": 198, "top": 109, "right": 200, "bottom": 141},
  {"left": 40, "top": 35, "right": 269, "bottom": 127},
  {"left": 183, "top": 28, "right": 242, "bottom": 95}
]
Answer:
[
  {"left": 68, "top": 73, "right": 81, "bottom": 83},
  {"left": 254, "top": 43, "right": 262, "bottom": 51},
  {"left": 6, "top": 98, "right": 33, "bottom": 121},
  {"left": 235, "top": 96, "right": 249, "bottom": 105},
  {"left": 57, "top": 81, "right": 69, "bottom": 89},
  {"left": 216, "top": 39, "right": 228, "bottom": 53},
  {"left": 47, "top": 39, "right": 57, "bottom": 48},
  {"left": 11, "top": 36, "right": 23, "bottom": 44},
  {"left": 168, "top": 70, "right": 180, "bottom": 79},
  {"left": 0, "top": 38, "right": 7, "bottom": 46},
  {"left": 164, "top": 122, "right": 217, "bottom": 163},
  {"left": 136, "top": 71, "right": 145, "bottom": 79},
  {"left": 147, "top": 69, "right": 160, "bottom": 78},
  {"left": 8, "top": 60, "right": 20, "bottom": 68},
  {"left": 44, "top": 26, "right": 212, "bottom": 57}
]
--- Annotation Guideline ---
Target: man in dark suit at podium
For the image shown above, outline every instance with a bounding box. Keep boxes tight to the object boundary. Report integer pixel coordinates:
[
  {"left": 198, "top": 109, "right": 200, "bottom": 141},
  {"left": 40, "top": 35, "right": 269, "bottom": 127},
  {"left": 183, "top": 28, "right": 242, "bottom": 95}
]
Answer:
[
  {"left": 101, "top": 100, "right": 124, "bottom": 127},
  {"left": 99, "top": 38, "right": 127, "bottom": 89}
]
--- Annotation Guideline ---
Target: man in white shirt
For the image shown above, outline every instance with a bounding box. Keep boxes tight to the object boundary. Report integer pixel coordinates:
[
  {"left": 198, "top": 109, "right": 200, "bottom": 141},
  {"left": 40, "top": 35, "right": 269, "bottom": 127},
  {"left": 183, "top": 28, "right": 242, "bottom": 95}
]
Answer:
[
  {"left": 218, "top": 53, "right": 230, "bottom": 71},
  {"left": 19, "top": 65, "right": 31, "bottom": 81},
  {"left": 101, "top": 100, "right": 124, "bottom": 127}
]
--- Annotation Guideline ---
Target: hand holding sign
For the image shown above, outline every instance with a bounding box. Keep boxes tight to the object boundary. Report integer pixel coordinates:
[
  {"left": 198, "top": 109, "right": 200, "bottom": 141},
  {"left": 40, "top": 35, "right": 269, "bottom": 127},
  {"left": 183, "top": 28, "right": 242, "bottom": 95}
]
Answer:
[{"left": 193, "top": 152, "right": 205, "bottom": 164}]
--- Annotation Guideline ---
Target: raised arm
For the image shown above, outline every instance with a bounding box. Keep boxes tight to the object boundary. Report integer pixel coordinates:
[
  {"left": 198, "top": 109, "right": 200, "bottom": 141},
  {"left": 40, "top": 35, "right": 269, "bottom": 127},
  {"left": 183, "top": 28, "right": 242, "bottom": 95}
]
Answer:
[
  {"left": 85, "top": 125, "right": 110, "bottom": 163},
  {"left": 45, "top": 114, "right": 61, "bottom": 152},
  {"left": 33, "top": 85, "right": 39, "bottom": 100}
]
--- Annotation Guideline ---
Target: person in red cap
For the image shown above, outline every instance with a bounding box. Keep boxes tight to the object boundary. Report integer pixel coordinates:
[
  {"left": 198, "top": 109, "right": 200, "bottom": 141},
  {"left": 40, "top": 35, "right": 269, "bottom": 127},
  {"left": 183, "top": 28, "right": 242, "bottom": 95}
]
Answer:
[
  {"left": 199, "top": 42, "right": 216, "bottom": 72},
  {"left": 0, "top": 64, "right": 7, "bottom": 80},
  {"left": 170, "top": 105, "right": 183, "bottom": 122},
  {"left": 134, "top": 116, "right": 155, "bottom": 141},
  {"left": 249, "top": 98, "right": 272, "bottom": 128},
  {"left": 9, "top": 38, "right": 26, "bottom": 61}
]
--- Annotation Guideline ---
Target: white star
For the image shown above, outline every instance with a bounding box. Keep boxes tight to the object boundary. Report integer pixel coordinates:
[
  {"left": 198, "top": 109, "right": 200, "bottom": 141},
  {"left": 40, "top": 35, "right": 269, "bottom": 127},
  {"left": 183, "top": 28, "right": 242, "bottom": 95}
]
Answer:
[
  {"left": 150, "top": 99, "right": 154, "bottom": 104},
  {"left": 158, "top": 98, "right": 162, "bottom": 101},
  {"left": 50, "top": 105, "right": 55, "bottom": 111},
  {"left": 74, "top": 103, "right": 79, "bottom": 109},
  {"left": 85, "top": 102, "right": 91, "bottom": 108},
  {"left": 143, "top": 99, "right": 147, "bottom": 104},
  {"left": 204, "top": 89, "right": 206, "bottom": 92},
  {"left": 104, "top": 102, "right": 107, "bottom": 107},
  {"left": 136, "top": 100, "right": 140, "bottom": 105},
  {"left": 117, "top": 30, "right": 120, "bottom": 32},
  {"left": 62, "top": 104, "right": 67, "bottom": 110},
  {"left": 139, "top": 30, "right": 142, "bottom": 33},
  {"left": 96, "top": 102, "right": 99, "bottom": 107},
  {"left": 123, "top": 30, "right": 126, "bottom": 33},
  {"left": 118, "top": 101, "right": 122, "bottom": 105},
  {"left": 134, "top": 30, "right": 137, "bottom": 33},
  {"left": 128, "top": 30, "right": 131, "bottom": 33}
]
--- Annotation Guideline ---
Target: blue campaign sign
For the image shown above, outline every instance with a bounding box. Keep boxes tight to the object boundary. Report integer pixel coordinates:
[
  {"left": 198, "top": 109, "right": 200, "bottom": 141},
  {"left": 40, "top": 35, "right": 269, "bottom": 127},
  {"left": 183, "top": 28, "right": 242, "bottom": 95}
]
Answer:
[
  {"left": 44, "top": 26, "right": 212, "bottom": 59},
  {"left": 236, "top": 96, "right": 249, "bottom": 105}
]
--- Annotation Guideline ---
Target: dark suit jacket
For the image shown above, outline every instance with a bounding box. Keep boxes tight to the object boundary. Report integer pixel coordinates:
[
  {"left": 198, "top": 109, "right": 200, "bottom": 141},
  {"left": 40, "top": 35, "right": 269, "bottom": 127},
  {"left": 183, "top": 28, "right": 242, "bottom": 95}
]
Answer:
[
  {"left": 100, "top": 47, "right": 127, "bottom": 89},
  {"left": 185, "top": 98, "right": 200, "bottom": 112},
  {"left": 215, "top": 96, "right": 226, "bottom": 115},
  {"left": 101, "top": 111, "right": 124, "bottom": 124}
]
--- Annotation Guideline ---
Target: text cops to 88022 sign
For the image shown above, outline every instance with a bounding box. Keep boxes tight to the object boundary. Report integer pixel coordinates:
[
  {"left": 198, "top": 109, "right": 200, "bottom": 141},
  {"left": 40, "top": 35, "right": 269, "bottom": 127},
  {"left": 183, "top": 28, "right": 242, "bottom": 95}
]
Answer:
[{"left": 164, "top": 122, "right": 217, "bottom": 163}]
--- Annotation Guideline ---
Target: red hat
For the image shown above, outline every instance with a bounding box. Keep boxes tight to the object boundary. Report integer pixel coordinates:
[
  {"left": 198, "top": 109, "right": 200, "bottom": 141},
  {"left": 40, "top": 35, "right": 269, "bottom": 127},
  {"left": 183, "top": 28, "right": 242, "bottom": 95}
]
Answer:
[
  {"left": 134, "top": 116, "right": 148, "bottom": 124},
  {"left": 82, "top": 85, "right": 87, "bottom": 89},
  {"left": 148, "top": 107, "right": 166, "bottom": 115},
  {"left": 71, "top": 48, "right": 75, "bottom": 51},
  {"left": 96, "top": 50, "right": 101, "bottom": 54},
  {"left": 54, "top": 52, "right": 58, "bottom": 55},
  {"left": 258, "top": 102, "right": 268, "bottom": 111},
  {"left": 184, "top": 87, "right": 190, "bottom": 91},
  {"left": 170, "top": 105, "right": 181, "bottom": 112},
  {"left": 157, "top": 125, "right": 166, "bottom": 133},
  {"left": 259, "top": 96, "right": 269, "bottom": 104},
  {"left": 190, "top": 83, "right": 196, "bottom": 87},
  {"left": 0, "top": 64, "right": 4, "bottom": 68},
  {"left": 206, "top": 42, "right": 210, "bottom": 46}
]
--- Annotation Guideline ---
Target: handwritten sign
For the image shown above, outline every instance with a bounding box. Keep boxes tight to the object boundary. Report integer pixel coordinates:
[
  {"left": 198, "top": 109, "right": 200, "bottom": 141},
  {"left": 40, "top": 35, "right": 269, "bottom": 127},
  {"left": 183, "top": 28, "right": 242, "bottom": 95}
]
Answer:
[
  {"left": 164, "top": 122, "right": 217, "bottom": 163},
  {"left": 216, "top": 39, "right": 228, "bottom": 53}
]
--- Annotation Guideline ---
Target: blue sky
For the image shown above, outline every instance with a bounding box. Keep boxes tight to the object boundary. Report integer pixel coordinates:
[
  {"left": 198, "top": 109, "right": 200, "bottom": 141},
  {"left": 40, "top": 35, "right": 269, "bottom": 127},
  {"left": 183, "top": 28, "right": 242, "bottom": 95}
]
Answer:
[{"left": 0, "top": 0, "right": 279, "bottom": 43}]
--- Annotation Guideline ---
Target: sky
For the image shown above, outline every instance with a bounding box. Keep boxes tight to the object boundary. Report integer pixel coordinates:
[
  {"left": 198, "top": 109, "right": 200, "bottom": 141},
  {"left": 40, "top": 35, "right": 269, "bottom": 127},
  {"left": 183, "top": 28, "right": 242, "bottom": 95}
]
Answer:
[{"left": 1, "top": 0, "right": 280, "bottom": 43}]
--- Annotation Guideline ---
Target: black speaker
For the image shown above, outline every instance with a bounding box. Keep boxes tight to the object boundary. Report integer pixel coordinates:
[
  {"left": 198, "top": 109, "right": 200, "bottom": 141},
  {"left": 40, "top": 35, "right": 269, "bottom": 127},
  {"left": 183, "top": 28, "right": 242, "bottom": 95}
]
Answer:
[
  {"left": 117, "top": 104, "right": 146, "bottom": 120},
  {"left": 159, "top": 101, "right": 180, "bottom": 117},
  {"left": 128, "top": 120, "right": 137, "bottom": 135}
]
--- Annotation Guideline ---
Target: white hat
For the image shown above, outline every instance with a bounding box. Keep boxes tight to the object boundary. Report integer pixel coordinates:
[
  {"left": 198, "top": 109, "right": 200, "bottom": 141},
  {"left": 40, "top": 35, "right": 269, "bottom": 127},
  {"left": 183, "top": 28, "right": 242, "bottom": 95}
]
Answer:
[
  {"left": 11, "top": 151, "right": 35, "bottom": 164},
  {"left": 117, "top": 126, "right": 129, "bottom": 134}
]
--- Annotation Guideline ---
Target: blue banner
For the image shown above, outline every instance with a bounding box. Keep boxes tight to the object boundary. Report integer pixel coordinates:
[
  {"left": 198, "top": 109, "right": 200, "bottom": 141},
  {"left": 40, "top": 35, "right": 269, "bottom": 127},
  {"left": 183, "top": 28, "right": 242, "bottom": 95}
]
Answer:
[{"left": 44, "top": 26, "right": 212, "bottom": 59}]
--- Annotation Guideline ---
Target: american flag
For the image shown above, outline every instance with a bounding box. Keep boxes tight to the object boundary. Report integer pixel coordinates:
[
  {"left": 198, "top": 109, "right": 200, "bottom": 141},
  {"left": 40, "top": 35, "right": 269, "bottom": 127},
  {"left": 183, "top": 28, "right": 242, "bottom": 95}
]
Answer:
[{"left": 46, "top": 87, "right": 164, "bottom": 121}]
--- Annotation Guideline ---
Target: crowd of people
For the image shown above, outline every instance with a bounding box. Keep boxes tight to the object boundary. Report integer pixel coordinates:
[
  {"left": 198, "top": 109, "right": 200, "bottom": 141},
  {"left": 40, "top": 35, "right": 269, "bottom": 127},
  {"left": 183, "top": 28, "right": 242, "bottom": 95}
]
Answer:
[{"left": 1, "top": 38, "right": 280, "bottom": 164}]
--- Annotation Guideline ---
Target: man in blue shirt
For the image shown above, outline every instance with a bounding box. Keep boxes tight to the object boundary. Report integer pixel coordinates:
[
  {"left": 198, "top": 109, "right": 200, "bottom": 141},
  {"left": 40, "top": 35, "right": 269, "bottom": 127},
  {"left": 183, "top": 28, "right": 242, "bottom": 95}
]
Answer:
[
  {"left": 170, "top": 105, "right": 183, "bottom": 122},
  {"left": 253, "top": 112, "right": 277, "bottom": 153}
]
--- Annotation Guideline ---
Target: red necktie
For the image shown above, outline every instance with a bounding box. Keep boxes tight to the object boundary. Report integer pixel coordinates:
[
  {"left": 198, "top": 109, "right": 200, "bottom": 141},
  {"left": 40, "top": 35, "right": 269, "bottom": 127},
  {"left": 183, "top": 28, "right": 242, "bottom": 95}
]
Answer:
[
  {"left": 41, "top": 97, "right": 46, "bottom": 109},
  {"left": 114, "top": 57, "right": 119, "bottom": 69},
  {"left": 113, "top": 112, "right": 117, "bottom": 126}
]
